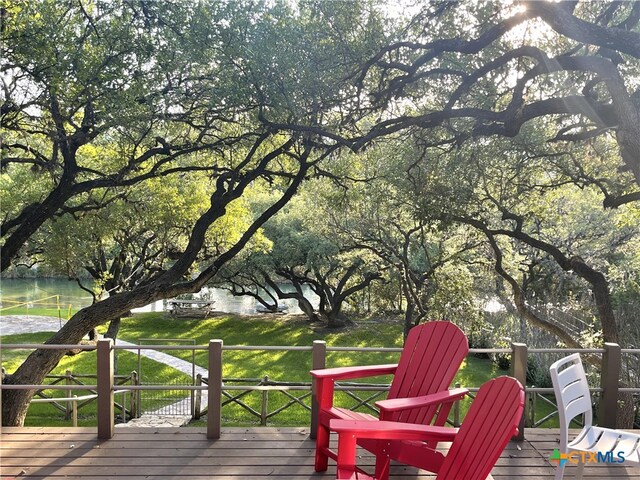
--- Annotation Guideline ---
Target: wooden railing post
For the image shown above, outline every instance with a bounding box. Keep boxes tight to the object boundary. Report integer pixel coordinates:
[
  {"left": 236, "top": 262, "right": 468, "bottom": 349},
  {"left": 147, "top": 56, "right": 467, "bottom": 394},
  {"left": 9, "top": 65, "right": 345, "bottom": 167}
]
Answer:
[
  {"left": 453, "top": 382, "right": 461, "bottom": 427},
  {"left": 511, "top": 342, "right": 527, "bottom": 441},
  {"left": 1, "top": 367, "right": 4, "bottom": 426},
  {"left": 525, "top": 391, "right": 535, "bottom": 428},
  {"left": 310, "top": 340, "right": 326, "bottom": 439},
  {"left": 207, "top": 339, "right": 223, "bottom": 439},
  {"left": 261, "top": 376, "right": 269, "bottom": 426},
  {"left": 130, "top": 371, "right": 138, "bottom": 419},
  {"left": 65, "top": 370, "right": 72, "bottom": 420},
  {"left": 194, "top": 374, "right": 202, "bottom": 420},
  {"left": 97, "top": 339, "right": 114, "bottom": 439},
  {"left": 72, "top": 395, "right": 78, "bottom": 427},
  {"left": 599, "top": 342, "right": 621, "bottom": 428}
]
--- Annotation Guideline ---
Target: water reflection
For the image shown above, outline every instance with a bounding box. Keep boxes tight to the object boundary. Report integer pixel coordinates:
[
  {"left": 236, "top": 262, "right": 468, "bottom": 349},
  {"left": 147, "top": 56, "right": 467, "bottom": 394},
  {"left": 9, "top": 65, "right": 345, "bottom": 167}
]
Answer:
[{"left": 0, "top": 278, "right": 316, "bottom": 315}]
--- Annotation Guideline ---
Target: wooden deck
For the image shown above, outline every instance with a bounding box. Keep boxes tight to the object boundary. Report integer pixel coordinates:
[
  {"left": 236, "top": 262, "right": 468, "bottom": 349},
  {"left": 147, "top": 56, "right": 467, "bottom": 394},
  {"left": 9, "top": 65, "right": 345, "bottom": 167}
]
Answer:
[{"left": 1, "top": 427, "right": 638, "bottom": 479}]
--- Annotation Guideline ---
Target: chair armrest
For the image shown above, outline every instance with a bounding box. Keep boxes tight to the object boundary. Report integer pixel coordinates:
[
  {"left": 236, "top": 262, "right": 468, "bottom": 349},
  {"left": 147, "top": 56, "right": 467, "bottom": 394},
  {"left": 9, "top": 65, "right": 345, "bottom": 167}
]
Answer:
[
  {"left": 375, "top": 387, "right": 468, "bottom": 414},
  {"left": 311, "top": 365, "right": 397, "bottom": 413},
  {"left": 330, "top": 419, "right": 458, "bottom": 443},
  {"left": 310, "top": 364, "right": 397, "bottom": 381}
]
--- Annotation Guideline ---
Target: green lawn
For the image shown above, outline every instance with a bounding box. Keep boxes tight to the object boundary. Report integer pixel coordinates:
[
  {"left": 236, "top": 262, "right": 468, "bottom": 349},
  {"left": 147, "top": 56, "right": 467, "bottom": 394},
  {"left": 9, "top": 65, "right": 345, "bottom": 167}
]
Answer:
[
  {"left": 113, "top": 313, "right": 501, "bottom": 385},
  {"left": 1, "top": 331, "right": 192, "bottom": 426},
  {"left": 111, "top": 314, "right": 510, "bottom": 426},
  {"left": 2, "top": 313, "right": 560, "bottom": 427}
]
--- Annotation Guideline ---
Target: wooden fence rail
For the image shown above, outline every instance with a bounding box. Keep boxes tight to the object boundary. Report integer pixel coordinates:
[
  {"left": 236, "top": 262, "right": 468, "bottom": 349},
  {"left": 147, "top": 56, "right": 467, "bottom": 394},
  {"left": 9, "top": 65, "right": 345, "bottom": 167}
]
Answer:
[
  {"left": 2, "top": 339, "right": 639, "bottom": 440},
  {"left": 33, "top": 370, "right": 138, "bottom": 420},
  {"left": 195, "top": 375, "right": 316, "bottom": 424}
]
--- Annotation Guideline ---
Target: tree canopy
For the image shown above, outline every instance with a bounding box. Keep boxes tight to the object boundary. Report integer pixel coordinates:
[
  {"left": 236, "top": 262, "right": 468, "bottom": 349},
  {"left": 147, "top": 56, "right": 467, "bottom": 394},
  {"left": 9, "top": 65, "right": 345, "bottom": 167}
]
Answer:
[
  {"left": 0, "top": 0, "right": 388, "bottom": 425},
  {"left": 1, "top": 0, "right": 640, "bottom": 427}
]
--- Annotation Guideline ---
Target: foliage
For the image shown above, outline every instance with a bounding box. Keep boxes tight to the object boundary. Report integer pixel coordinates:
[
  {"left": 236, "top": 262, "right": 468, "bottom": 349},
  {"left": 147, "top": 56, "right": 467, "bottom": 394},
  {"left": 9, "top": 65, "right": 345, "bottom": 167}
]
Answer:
[
  {"left": 3, "top": 0, "right": 640, "bottom": 428},
  {"left": 215, "top": 191, "right": 387, "bottom": 325},
  {"left": 1, "top": 0, "right": 393, "bottom": 426}
]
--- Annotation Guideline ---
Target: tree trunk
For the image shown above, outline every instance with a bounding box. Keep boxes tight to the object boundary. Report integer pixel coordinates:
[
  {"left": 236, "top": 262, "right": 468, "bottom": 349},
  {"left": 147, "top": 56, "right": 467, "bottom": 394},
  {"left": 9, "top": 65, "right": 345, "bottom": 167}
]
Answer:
[
  {"left": 1, "top": 292, "right": 150, "bottom": 425},
  {"left": 4, "top": 296, "right": 119, "bottom": 425},
  {"left": 617, "top": 391, "right": 636, "bottom": 428},
  {"left": 297, "top": 297, "right": 320, "bottom": 322},
  {"left": 2, "top": 163, "right": 309, "bottom": 426},
  {"left": 403, "top": 302, "right": 415, "bottom": 340},
  {"left": 263, "top": 273, "right": 320, "bottom": 322},
  {"left": 324, "top": 309, "right": 346, "bottom": 328},
  {"left": 1, "top": 173, "right": 75, "bottom": 272},
  {"left": 581, "top": 265, "right": 619, "bottom": 344},
  {"left": 105, "top": 317, "right": 121, "bottom": 340}
]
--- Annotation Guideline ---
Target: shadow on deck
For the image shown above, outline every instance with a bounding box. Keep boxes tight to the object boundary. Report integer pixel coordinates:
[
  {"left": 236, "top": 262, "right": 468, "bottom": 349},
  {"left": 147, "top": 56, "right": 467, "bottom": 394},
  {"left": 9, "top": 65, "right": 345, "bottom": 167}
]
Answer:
[{"left": 1, "top": 427, "right": 638, "bottom": 479}]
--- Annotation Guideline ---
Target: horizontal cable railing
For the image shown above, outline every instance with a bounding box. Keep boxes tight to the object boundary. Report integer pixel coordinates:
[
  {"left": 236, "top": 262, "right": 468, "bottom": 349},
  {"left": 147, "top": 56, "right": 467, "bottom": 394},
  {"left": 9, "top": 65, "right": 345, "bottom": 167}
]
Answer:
[{"left": 2, "top": 341, "right": 639, "bottom": 439}]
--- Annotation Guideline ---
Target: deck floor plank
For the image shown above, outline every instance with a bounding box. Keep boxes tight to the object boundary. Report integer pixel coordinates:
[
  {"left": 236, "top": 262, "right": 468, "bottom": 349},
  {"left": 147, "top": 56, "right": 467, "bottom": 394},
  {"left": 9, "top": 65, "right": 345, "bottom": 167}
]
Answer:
[{"left": 1, "top": 427, "right": 638, "bottom": 479}]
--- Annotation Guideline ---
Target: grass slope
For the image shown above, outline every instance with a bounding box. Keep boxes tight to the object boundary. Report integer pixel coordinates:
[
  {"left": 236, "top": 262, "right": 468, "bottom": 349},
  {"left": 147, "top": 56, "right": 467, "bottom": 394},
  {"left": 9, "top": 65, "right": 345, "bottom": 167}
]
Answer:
[
  {"left": 1, "top": 331, "right": 191, "bottom": 426},
  {"left": 113, "top": 314, "right": 502, "bottom": 426},
  {"left": 2, "top": 313, "right": 528, "bottom": 427}
]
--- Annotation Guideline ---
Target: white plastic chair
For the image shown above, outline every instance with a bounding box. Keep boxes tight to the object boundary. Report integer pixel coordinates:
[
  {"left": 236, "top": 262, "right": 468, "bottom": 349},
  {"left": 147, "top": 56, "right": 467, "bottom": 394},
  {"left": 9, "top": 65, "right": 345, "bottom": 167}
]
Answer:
[{"left": 549, "top": 353, "right": 640, "bottom": 479}]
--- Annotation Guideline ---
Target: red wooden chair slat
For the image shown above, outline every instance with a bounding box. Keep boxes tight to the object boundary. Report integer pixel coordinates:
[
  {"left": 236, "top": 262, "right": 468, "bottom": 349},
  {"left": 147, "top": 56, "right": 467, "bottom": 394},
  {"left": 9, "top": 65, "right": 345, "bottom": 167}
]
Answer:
[
  {"left": 389, "top": 323, "right": 428, "bottom": 392},
  {"left": 311, "top": 321, "right": 469, "bottom": 480},
  {"left": 331, "top": 376, "right": 525, "bottom": 480},
  {"left": 393, "top": 324, "right": 442, "bottom": 422},
  {"left": 438, "top": 377, "right": 524, "bottom": 479},
  {"left": 404, "top": 324, "right": 468, "bottom": 425}
]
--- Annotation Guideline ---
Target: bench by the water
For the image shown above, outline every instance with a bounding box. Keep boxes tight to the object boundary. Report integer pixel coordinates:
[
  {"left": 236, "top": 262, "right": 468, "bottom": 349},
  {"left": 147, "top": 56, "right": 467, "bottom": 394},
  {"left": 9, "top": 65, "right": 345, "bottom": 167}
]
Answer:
[{"left": 167, "top": 299, "right": 215, "bottom": 318}]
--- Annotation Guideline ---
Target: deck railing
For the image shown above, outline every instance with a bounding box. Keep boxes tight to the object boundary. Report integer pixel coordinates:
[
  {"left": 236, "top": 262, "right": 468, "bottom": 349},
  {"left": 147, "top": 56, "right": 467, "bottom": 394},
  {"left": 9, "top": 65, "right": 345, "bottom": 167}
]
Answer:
[
  {"left": 2, "top": 339, "right": 639, "bottom": 440},
  {"left": 29, "top": 370, "right": 138, "bottom": 424}
]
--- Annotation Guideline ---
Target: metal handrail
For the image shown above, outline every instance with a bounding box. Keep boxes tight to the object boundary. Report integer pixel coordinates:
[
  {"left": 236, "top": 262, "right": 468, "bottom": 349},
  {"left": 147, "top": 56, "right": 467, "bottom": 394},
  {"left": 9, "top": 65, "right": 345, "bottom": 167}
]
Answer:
[
  {"left": 3, "top": 341, "right": 640, "bottom": 437},
  {"left": 4, "top": 344, "right": 639, "bottom": 354}
]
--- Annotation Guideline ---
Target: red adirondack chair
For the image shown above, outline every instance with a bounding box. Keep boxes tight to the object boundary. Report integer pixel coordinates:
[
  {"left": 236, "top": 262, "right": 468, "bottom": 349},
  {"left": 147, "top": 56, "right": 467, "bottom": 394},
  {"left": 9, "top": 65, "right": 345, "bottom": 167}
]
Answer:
[
  {"left": 310, "top": 321, "right": 469, "bottom": 480},
  {"left": 331, "top": 376, "right": 525, "bottom": 480}
]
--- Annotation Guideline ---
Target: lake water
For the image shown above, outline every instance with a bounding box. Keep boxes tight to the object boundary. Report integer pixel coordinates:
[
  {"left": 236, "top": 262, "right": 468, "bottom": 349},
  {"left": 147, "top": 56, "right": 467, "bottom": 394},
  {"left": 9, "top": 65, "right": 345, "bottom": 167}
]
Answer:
[{"left": 0, "top": 278, "right": 314, "bottom": 315}]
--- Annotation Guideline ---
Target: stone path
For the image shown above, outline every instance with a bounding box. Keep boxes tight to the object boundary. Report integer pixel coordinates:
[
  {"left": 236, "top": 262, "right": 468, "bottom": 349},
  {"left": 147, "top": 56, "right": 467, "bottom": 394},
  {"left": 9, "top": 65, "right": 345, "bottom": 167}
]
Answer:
[
  {"left": 1, "top": 315, "right": 205, "bottom": 427},
  {"left": 1, "top": 314, "right": 67, "bottom": 335}
]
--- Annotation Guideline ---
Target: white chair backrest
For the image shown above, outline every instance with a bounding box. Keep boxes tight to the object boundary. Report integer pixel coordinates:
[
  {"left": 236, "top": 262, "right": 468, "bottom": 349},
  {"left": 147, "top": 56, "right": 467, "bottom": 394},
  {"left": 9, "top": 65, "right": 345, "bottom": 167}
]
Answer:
[{"left": 549, "top": 353, "right": 593, "bottom": 435}]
